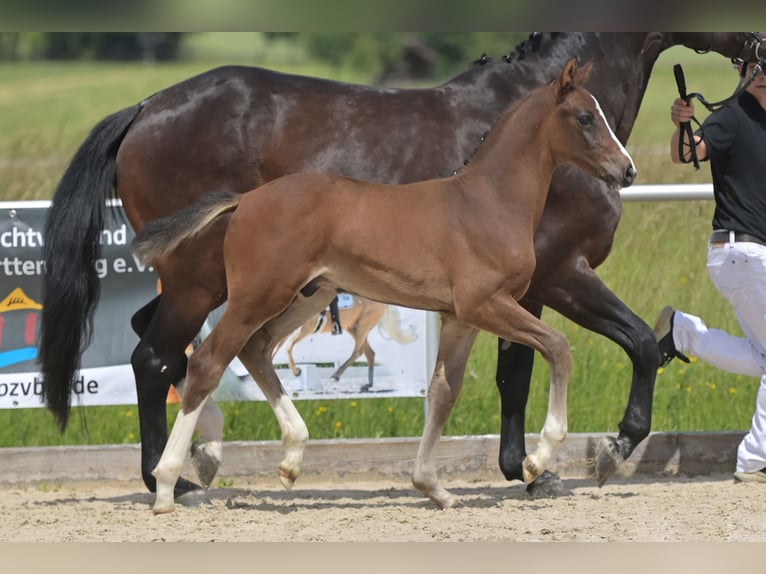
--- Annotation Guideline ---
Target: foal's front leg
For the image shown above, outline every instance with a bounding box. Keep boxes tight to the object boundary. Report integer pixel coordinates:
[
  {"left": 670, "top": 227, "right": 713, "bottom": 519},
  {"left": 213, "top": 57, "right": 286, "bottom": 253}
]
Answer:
[
  {"left": 412, "top": 315, "right": 478, "bottom": 508},
  {"left": 462, "top": 293, "right": 572, "bottom": 484}
]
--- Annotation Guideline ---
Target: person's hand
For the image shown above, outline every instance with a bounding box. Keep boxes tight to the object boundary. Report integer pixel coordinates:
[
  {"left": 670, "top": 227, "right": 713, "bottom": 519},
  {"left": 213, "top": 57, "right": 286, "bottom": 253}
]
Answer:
[{"left": 671, "top": 97, "right": 695, "bottom": 127}]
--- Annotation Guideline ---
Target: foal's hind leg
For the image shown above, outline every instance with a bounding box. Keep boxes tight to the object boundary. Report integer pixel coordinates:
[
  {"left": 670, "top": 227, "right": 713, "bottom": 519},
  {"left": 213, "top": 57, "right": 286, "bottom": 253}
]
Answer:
[
  {"left": 172, "top": 373, "right": 225, "bottom": 489},
  {"left": 412, "top": 316, "right": 478, "bottom": 509},
  {"left": 237, "top": 332, "right": 310, "bottom": 490},
  {"left": 131, "top": 294, "right": 215, "bottom": 495},
  {"left": 240, "top": 289, "right": 336, "bottom": 487},
  {"left": 153, "top": 298, "right": 270, "bottom": 513}
]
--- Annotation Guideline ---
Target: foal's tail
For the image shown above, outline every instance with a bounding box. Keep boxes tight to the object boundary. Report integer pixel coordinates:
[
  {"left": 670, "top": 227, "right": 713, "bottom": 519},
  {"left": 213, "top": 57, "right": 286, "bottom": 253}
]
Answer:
[
  {"left": 40, "top": 104, "right": 144, "bottom": 431},
  {"left": 132, "top": 190, "right": 241, "bottom": 265}
]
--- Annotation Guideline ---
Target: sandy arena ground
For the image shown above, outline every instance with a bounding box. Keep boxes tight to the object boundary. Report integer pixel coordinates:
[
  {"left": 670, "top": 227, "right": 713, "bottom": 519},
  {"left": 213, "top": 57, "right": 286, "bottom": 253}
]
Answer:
[{"left": 1, "top": 471, "right": 765, "bottom": 542}]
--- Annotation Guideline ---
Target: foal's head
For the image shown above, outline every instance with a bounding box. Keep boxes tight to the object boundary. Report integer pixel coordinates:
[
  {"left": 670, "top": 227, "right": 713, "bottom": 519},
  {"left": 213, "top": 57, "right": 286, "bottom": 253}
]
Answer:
[{"left": 548, "top": 58, "right": 636, "bottom": 190}]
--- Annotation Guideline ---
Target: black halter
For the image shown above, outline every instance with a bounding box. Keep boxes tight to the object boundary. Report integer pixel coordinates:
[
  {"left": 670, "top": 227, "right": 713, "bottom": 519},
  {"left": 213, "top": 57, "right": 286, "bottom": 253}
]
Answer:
[{"left": 675, "top": 32, "right": 766, "bottom": 169}]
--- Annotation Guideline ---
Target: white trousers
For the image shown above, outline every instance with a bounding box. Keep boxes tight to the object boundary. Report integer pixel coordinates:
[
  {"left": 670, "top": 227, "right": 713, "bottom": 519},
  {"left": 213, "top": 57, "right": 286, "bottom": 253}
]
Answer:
[{"left": 673, "top": 239, "right": 766, "bottom": 473}]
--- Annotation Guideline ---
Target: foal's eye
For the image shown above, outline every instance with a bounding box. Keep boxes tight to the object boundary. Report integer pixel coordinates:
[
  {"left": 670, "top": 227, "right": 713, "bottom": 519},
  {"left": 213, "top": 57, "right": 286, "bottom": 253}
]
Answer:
[{"left": 576, "top": 112, "right": 594, "bottom": 127}]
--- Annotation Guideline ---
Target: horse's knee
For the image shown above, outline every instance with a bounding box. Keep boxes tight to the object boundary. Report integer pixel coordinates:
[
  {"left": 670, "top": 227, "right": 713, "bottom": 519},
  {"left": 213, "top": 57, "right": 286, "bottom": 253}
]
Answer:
[{"left": 131, "top": 342, "right": 177, "bottom": 396}]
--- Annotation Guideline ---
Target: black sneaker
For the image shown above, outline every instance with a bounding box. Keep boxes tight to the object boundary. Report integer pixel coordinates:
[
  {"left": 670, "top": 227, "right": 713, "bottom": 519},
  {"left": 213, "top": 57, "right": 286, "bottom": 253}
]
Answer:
[{"left": 653, "top": 306, "right": 690, "bottom": 367}]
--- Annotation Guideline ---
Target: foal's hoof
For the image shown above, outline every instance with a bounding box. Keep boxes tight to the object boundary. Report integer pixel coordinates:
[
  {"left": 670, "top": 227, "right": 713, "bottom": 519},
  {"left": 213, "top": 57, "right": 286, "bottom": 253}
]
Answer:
[
  {"left": 191, "top": 440, "right": 222, "bottom": 489},
  {"left": 279, "top": 466, "right": 297, "bottom": 491},
  {"left": 593, "top": 436, "right": 624, "bottom": 486},
  {"left": 359, "top": 382, "right": 373, "bottom": 392},
  {"left": 174, "top": 476, "right": 203, "bottom": 498},
  {"left": 525, "top": 470, "right": 572, "bottom": 498},
  {"left": 521, "top": 456, "right": 544, "bottom": 484},
  {"left": 432, "top": 493, "right": 460, "bottom": 510}
]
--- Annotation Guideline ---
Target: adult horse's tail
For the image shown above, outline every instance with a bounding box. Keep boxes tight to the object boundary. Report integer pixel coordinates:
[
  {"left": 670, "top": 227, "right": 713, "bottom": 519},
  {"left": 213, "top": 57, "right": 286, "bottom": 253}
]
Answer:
[
  {"left": 39, "top": 104, "right": 144, "bottom": 431},
  {"left": 132, "top": 190, "right": 241, "bottom": 264}
]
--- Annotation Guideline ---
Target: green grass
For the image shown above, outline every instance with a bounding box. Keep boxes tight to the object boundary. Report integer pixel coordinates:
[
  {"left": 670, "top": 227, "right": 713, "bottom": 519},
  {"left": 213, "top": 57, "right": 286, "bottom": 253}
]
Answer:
[{"left": 0, "top": 42, "right": 759, "bottom": 448}]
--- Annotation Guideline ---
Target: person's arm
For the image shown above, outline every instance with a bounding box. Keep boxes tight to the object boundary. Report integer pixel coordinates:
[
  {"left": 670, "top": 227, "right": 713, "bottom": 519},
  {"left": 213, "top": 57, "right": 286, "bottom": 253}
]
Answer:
[{"left": 669, "top": 97, "right": 708, "bottom": 164}]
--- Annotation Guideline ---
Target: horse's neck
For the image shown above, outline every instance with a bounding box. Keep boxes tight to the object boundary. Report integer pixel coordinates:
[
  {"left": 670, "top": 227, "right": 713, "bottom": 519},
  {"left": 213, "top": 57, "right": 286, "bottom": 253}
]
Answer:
[
  {"left": 459, "top": 89, "right": 555, "bottom": 220},
  {"left": 453, "top": 33, "right": 659, "bottom": 141}
]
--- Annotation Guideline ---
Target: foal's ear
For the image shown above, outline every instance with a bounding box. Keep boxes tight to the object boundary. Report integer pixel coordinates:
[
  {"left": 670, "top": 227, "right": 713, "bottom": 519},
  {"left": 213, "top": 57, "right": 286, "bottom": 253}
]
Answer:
[{"left": 557, "top": 57, "right": 579, "bottom": 101}]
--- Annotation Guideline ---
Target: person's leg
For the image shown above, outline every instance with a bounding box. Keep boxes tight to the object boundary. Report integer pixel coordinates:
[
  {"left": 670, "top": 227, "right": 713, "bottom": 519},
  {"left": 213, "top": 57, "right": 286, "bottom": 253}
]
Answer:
[
  {"left": 329, "top": 296, "right": 342, "bottom": 335},
  {"left": 672, "top": 311, "right": 762, "bottom": 377},
  {"left": 735, "top": 372, "right": 766, "bottom": 476},
  {"left": 707, "top": 242, "right": 766, "bottom": 477}
]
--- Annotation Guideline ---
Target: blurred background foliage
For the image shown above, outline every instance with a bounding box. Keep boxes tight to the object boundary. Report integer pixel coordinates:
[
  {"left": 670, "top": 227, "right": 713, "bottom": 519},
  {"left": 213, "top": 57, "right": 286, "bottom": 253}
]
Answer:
[{"left": 0, "top": 32, "right": 529, "bottom": 82}]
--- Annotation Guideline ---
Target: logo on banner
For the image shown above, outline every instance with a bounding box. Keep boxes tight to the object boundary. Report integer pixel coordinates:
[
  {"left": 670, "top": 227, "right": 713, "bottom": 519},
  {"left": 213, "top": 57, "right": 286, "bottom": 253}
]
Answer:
[{"left": 0, "top": 287, "right": 41, "bottom": 368}]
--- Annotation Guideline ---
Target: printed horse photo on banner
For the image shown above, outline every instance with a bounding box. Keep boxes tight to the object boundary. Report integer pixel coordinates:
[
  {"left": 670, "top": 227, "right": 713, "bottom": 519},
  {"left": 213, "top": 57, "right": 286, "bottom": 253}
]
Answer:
[
  {"left": 134, "top": 57, "right": 636, "bottom": 512},
  {"left": 201, "top": 295, "right": 423, "bottom": 401},
  {"left": 39, "top": 33, "right": 758, "bottom": 499},
  {"left": 276, "top": 295, "right": 418, "bottom": 394}
]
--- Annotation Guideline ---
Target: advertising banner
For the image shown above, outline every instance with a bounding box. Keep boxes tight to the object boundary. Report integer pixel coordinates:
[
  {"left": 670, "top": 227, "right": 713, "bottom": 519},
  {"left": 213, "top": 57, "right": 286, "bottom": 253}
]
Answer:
[{"left": 0, "top": 201, "right": 436, "bottom": 409}]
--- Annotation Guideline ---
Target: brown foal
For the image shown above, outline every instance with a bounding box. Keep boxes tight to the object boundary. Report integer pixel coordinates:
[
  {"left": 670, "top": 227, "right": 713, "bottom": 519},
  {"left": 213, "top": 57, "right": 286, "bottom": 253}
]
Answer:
[{"left": 134, "top": 58, "right": 636, "bottom": 512}]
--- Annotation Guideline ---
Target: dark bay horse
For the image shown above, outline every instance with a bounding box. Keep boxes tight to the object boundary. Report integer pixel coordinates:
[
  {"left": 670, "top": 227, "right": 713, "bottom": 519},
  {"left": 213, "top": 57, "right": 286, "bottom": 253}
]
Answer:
[
  {"left": 134, "top": 58, "right": 636, "bottom": 512},
  {"left": 40, "top": 33, "right": 754, "bottom": 497}
]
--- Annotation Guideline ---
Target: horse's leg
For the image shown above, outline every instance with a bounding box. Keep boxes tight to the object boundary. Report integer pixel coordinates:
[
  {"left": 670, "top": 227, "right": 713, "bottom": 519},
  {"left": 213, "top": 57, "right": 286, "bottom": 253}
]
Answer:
[
  {"left": 412, "top": 316, "right": 478, "bottom": 509},
  {"left": 359, "top": 339, "right": 376, "bottom": 393},
  {"left": 330, "top": 325, "right": 367, "bottom": 382},
  {"left": 169, "top": 373, "right": 225, "bottom": 489},
  {"left": 333, "top": 305, "right": 382, "bottom": 391},
  {"left": 461, "top": 294, "right": 572, "bottom": 484},
  {"left": 495, "top": 301, "right": 569, "bottom": 496},
  {"left": 130, "top": 292, "right": 220, "bottom": 496},
  {"left": 240, "top": 289, "right": 336, "bottom": 487},
  {"left": 285, "top": 324, "right": 313, "bottom": 377},
  {"left": 537, "top": 263, "right": 660, "bottom": 485},
  {"left": 134, "top": 298, "right": 230, "bottom": 490},
  {"left": 236, "top": 332, "right": 310, "bottom": 490},
  {"left": 152, "top": 305, "right": 257, "bottom": 514}
]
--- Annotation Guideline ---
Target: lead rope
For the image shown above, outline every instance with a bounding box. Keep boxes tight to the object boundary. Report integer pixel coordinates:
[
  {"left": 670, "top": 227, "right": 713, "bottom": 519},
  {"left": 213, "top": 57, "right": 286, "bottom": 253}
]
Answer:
[{"left": 673, "top": 32, "right": 766, "bottom": 170}]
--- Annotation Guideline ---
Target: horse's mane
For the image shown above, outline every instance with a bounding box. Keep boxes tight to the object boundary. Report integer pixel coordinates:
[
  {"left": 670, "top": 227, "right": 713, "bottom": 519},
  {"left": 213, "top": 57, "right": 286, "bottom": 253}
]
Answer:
[{"left": 468, "top": 32, "right": 559, "bottom": 68}]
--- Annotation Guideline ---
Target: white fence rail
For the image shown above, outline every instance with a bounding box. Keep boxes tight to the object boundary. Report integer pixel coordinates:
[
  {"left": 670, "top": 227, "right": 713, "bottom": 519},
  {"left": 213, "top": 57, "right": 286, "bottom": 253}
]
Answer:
[{"left": 620, "top": 183, "right": 713, "bottom": 202}]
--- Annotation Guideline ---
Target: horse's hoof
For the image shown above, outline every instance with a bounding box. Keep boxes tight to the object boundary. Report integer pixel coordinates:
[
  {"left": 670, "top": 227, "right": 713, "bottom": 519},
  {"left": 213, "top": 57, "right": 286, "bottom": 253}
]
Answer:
[
  {"left": 522, "top": 456, "right": 544, "bottom": 484},
  {"left": 294, "top": 368, "right": 302, "bottom": 377},
  {"left": 175, "top": 488, "right": 213, "bottom": 508},
  {"left": 152, "top": 503, "right": 174, "bottom": 515},
  {"left": 593, "top": 436, "right": 624, "bottom": 486},
  {"left": 191, "top": 440, "right": 222, "bottom": 489},
  {"left": 435, "top": 493, "right": 461, "bottom": 509},
  {"left": 153, "top": 483, "right": 177, "bottom": 514},
  {"left": 359, "top": 383, "right": 372, "bottom": 392},
  {"left": 279, "top": 467, "right": 297, "bottom": 491},
  {"left": 173, "top": 476, "right": 203, "bottom": 498},
  {"left": 525, "top": 470, "right": 572, "bottom": 498}
]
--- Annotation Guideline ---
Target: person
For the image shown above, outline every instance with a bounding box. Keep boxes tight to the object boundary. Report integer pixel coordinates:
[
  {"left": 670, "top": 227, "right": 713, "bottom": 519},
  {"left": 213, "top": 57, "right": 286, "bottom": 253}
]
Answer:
[
  {"left": 329, "top": 296, "right": 343, "bottom": 335},
  {"left": 654, "top": 55, "right": 766, "bottom": 483}
]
